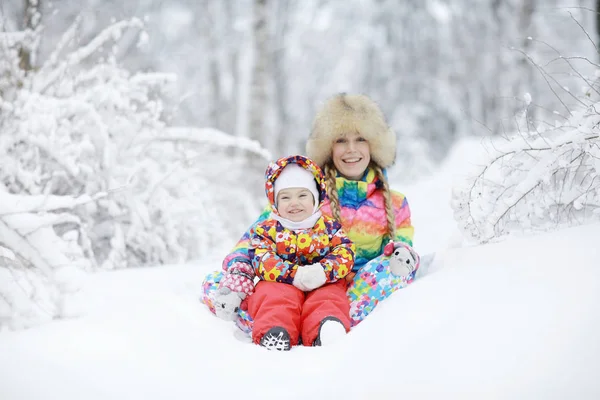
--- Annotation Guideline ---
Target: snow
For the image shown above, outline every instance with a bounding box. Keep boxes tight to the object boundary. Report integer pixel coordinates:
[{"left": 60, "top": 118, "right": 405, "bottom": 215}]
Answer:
[
  {"left": 1, "top": 139, "right": 600, "bottom": 399},
  {"left": 0, "top": 190, "right": 99, "bottom": 214},
  {"left": 427, "top": 0, "right": 452, "bottom": 24}
]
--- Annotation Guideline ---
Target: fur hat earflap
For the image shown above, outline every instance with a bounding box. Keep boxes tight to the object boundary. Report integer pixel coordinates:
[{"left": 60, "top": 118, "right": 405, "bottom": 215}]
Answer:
[{"left": 306, "top": 93, "right": 396, "bottom": 168}]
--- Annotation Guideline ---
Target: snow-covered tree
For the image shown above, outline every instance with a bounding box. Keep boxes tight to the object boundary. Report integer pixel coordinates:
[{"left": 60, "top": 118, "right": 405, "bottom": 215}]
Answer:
[
  {"left": 0, "top": 14, "right": 269, "bottom": 329},
  {"left": 18, "top": 0, "right": 596, "bottom": 177}
]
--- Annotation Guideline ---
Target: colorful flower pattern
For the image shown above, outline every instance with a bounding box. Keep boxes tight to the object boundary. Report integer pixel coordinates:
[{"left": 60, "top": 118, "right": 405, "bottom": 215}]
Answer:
[{"left": 250, "top": 216, "right": 354, "bottom": 284}]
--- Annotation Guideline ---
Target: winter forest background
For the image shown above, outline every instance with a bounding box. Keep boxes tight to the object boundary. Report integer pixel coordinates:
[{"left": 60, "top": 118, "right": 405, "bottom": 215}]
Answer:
[{"left": 1, "top": 0, "right": 600, "bottom": 330}]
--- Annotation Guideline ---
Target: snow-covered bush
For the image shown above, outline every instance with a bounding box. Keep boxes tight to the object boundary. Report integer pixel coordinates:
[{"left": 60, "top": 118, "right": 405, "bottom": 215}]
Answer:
[
  {"left": 451, "top": 10, "right": 600, "bottom": 244},
  {"left": 452, "top": 96, "right": 600, "bottom": 243},
  {"left": 0, "top": 16, "right": 269, "bottom": 329}
]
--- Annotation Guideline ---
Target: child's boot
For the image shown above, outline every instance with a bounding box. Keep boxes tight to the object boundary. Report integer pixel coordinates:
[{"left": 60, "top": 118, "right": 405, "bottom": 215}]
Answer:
[
  {"left": 260, "top": 326, "right": 291, "bottom": 351},
  {"left": 313, "top": 316, "right": 346, "bottom": 346}
]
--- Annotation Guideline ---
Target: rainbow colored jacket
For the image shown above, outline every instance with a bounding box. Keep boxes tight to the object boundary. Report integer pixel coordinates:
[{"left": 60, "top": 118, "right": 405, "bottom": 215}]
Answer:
[{"left": 223, "top": 166, "right": 413, "bottom": 273}]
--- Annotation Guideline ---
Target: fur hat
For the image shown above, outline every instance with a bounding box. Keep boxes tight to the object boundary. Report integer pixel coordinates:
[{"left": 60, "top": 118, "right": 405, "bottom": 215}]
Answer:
[{"left": 306, "top": 93, "right": 396, "bottom": 168}]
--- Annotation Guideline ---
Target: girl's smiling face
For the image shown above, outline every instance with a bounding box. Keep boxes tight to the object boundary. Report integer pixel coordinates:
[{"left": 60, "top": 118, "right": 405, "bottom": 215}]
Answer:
[
  {"left": 276, "top": 188, "right": 315, "bottom": 221},
  {"left": 331, "top": 132, "right": 371, "bottom": 180}
]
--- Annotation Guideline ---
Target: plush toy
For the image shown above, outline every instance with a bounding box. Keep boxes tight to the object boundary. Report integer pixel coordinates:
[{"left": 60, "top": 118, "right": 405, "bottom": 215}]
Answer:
[{"left": 383, "top": 241, "right": 420, "bottom": 278}]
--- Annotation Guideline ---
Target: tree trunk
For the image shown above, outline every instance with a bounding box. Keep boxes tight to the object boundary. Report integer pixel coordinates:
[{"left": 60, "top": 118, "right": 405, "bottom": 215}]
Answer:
[
  {"left": 273, "top": 0, "right": 290, "bottom": 155},
  {"left": 518, "top": 0, "right": 536, "bottom": 127},
  {"left": 19, "top": 0, "right": 41, "bottom": 71},
  {"left": 204, "top": 0, "right": 223, "bottom": 131},
  {"left": 597, "top": 0, "right": 600, "bottom": 55},
  {"left": 250, "top": 0, "right": 270, "bottom": 151}
]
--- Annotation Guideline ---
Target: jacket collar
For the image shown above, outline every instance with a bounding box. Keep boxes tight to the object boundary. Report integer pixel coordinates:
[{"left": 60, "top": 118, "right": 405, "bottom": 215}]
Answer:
[{"left": 335, "top": 167, "right": 384, "bottom": 207}]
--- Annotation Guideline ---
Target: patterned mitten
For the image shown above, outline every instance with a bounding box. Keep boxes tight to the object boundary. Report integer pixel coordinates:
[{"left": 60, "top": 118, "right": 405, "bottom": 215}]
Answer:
[
  {"left": 220, "top": 261, "right": 255, "bottom": 295},
  {"left": 215, "top": 261, "right": 255, "bottom": 321}
]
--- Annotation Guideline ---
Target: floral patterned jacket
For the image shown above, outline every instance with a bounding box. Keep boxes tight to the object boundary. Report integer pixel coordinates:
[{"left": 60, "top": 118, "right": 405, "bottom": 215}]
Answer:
[
  {"left": 249, "top": 214, "right": 354, "bottom": 284},
  {"left": 251, "top": 155, "right": 354, "bottom": 284},
  {"left": 220, "top": 155, "right": 355, "bottom": 292}
]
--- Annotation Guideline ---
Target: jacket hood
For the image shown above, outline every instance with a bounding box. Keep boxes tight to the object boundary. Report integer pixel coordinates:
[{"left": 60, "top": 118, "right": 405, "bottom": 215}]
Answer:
[{"left": 265, "top": 155, "right": 326, "bottom": 214}]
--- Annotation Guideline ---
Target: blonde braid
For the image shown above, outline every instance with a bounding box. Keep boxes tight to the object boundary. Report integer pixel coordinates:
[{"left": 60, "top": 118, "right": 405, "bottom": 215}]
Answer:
[
  {"left": 324, "top": 162, "right": 342, "bottom": 222},
  {"left": 373, "top": 164, "right": 396, "bottom": 241}
]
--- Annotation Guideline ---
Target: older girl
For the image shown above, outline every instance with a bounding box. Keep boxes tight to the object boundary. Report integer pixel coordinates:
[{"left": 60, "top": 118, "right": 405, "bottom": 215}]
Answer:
[{"left": 202, "top": 93, "right": 419, "bottom": 339}]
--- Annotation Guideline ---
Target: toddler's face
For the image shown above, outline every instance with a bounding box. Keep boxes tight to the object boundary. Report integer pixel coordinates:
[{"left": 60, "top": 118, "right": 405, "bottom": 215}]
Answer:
[{"left": 276, "top": 188, "right": 315, "bottom": 222}]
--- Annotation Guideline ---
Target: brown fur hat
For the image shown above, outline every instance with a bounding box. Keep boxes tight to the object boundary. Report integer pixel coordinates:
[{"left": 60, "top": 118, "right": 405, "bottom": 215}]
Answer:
[{"left": 306, "top": 93, "right": 396, "bottom": 168}]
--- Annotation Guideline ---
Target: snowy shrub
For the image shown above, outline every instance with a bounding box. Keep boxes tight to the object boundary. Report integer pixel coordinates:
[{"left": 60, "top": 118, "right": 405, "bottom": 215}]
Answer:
[
  {"left": 452, "top": 97, "right": 600, "bottom": 243},
  {"left": 0, "top": 16, "right": 269, "bottom": 329},
  {"left": 451, "top": 12, "right": 600, "bottom": 244}
]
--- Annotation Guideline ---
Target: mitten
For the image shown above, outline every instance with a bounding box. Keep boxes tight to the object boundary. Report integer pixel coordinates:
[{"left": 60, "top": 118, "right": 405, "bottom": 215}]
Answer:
[
  {"left": 213, "top": 287, "right": 246, "bottom": 321},
  {"left": 383, "top": 241, "right": 420, "bottom": 277},
  {"left": 220, "top": 261, "right": 255, "bottom": 296},
  {"left": 293, "top": 263, "right": 327, "bottom": 291}
]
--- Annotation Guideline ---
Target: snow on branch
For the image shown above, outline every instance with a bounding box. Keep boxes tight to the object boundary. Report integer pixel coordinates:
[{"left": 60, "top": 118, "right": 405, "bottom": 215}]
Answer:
[
  {"left": 0, "top": 211, "right": 89, "bottom": 330},
  {"left": 0, "top": 190, "right": 105, "bottom": 216},
  {"left": 0, "top": 17, "right": 269, "bottom": 330},
  {"left": 452, "top": 101, "right": 600, "bottom": 243},
  {"left": 33, "top": 18, "right": 144, "bottom": 93},
  {"left": 42, "top": 16, "right": 83, "bottom": 73},
  {"left": 149, "top": 127, "right": 272, "bottom": 160}
]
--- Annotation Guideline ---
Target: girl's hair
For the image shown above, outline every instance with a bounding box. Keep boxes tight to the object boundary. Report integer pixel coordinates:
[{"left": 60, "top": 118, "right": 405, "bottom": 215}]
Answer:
[
  {"left": 324, "top": 162, "right": 341, "bottom": 222},
  {"left": 372, "top": 163, "right": 396, "bottom": 240},
  {"left": 323, "top": 161, "right": 396, "bottom": 240}
]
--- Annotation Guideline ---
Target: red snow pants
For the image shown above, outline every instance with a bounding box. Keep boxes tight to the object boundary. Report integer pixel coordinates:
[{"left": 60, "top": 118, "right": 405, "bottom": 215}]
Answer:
[{"left": 248, "top": 280, "right": 350, "bottom": 346}]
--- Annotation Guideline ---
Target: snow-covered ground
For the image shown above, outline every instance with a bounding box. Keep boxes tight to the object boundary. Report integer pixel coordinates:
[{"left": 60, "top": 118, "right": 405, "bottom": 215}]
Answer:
[{"left": 1, "top": 139, "right": 599, "bottom": 400}]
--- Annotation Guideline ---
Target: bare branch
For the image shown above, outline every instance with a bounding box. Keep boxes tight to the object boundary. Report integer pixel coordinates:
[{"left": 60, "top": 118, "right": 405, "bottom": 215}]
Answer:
[
  {"left": 567, "top": 11, "right": 600, "bottom": 56},
  {"left": 510, "top": 47, "right": 578, "bottom": 116}
]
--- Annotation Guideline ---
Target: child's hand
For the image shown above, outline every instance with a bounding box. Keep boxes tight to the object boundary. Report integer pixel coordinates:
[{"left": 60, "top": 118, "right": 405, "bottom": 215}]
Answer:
[
  {"left": 213, "top": 287, "right": 246, "bottom": 321},
  {"left": 293, "top": 263, "right": 327, "bottom": 291}
]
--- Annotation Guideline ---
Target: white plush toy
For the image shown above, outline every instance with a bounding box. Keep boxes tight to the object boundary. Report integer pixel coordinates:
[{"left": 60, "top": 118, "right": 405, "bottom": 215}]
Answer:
[{"left": 383, "top": 241, "right": 420, "bottom": 278}]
